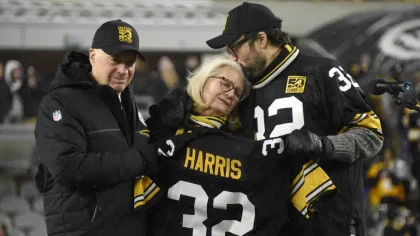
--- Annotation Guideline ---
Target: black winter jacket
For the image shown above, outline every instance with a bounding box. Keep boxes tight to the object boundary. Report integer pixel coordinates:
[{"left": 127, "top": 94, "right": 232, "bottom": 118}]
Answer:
[{"left": 35, "top": 51, "right": 155, "bottom": 236}]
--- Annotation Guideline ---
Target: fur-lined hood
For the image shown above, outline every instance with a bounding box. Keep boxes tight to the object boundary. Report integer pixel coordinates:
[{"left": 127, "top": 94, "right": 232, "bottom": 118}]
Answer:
[{"left": 4, "top": 60, "right": 23, "bottom": 92}]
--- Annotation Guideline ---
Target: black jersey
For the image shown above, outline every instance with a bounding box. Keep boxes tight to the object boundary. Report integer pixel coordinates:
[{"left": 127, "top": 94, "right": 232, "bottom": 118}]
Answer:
[
  {"left": 240, "top": 44, "right": 383, "bottom": 235},
  {"left": 139, "top": 115, "right": 335, "bottom": 236}
]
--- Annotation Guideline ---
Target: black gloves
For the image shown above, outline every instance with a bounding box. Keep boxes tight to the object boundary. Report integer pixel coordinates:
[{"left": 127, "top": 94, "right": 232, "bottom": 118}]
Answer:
[
  {"left": 283, "top": 129, "right": 334, "bottom": 162},
  {"left": 146, "top": 88, "right": 192, "bottom": 143}
]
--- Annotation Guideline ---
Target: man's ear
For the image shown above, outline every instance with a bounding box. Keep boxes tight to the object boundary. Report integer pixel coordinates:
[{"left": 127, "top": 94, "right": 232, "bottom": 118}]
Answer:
[
  {"left": 89, "top": 48, "right": 95, "bottom": 64},
  {"left": 256, "top": 32, "right": 268, "bottom": 49}
]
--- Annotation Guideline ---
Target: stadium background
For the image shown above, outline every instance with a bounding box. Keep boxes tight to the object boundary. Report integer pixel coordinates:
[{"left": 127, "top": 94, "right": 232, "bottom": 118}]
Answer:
[{"left": 0, "top": 0, "right": 419, "bottom": 235}]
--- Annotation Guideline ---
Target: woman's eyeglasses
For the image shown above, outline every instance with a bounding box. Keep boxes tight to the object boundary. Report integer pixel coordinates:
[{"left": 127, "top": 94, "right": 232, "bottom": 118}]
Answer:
[{"left": 211, "top": 76, "right": 245, "bottom": 102}]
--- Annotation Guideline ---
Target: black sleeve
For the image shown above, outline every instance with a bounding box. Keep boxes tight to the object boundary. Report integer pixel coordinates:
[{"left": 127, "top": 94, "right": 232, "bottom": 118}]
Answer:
[
  {"left": 321, "top": 60, "right": 383, "bottom": 137},
  {"left": 320, "top": 60, "right": 384, "bottom": 162},
  {"left": 35, "top": 94, "right": 147, "bottom": 190}
]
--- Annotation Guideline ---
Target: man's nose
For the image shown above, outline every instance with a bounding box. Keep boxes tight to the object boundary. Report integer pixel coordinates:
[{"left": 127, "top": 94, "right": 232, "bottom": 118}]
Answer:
[{"left": 116, "top": 64, "right": 129, "bottom": 75}]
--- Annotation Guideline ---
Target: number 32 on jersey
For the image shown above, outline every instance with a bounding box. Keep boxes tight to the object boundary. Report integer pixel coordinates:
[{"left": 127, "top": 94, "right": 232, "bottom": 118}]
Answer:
[
  {"left": 254, "top": 66, "right": 358, "bottom": 141},
  {"left": 168, "top": 181, "right": 255, "bottom": 236},
  {"left": 254, "top": 96, "right": 304, "bottom": 141}
]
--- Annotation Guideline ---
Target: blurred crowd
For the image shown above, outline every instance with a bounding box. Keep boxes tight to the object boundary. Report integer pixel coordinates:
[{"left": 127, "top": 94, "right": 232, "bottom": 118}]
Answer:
[
  {"left": 0, "top": 61, "right": 48, "bottom": 125},
  {"left": 349, "top": 57, "right": 420, "bottom": 236},
  {"left": 0, "top": 54, "right": 419, "bottom": 236},
  {"left": 0, "top": 54, "right": 201, "bottom": 124}
]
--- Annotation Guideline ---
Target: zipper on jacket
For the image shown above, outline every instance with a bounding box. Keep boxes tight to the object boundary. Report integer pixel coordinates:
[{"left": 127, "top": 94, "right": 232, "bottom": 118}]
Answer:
[
  {"left": 91, "top": 194, "right": 99, "bottom": 223},
  {"left": 91, "top": 204, "right": 98, "bottom": 223}
]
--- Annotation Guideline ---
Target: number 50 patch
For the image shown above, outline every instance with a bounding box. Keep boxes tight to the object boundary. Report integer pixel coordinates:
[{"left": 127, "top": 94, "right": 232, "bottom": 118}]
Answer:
[{"left": 286, "top": 76, "right": 306, "bottom": 94}]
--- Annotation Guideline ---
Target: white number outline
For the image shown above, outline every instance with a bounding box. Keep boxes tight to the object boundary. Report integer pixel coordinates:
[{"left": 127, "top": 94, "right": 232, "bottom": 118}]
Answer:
[
  {"left": 328, "top": 66, "right": 359, "bottom": 92},
  {"left": 158, "top": 140, "right": 175, "bottom": 157},
  {"left": 254, "top": 96, "right": 304, "bottom": 140},
  {"left": 168, "top": 181, "right": 255, "bottom": 236},
  {"left": 262, "top": 138, "right": 284, "bottom": 156}
]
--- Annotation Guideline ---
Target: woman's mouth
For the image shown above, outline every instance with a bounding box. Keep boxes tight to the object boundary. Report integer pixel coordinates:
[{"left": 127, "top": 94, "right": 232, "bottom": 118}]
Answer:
[{"left": 218, "top": 97, "right": 229, "bottom": 106}]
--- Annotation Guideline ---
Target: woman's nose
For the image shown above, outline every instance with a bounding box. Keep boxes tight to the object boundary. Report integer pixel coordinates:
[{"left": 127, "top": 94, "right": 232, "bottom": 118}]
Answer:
[{"left": 225, "top": 89, "right": 235, "bottom": 99}]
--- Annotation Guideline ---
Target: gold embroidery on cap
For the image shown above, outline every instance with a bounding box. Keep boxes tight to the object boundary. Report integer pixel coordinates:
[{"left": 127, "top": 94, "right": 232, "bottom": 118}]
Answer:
[
  {"left": 118, "top": 26, "right": 133, "bottom": 43},
  {"left": 223, "top": 14, "right": 229, "bottom": 31}
]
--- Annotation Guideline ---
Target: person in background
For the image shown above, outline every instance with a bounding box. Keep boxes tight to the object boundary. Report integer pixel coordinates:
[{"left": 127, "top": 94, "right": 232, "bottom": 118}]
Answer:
[
  {"left": 366, "top": 149, "right": 417, "bottom": 209},
  {"left": 381, "top": 204, "right": 416, "bottom": 236},
  {"left": 4, "top": 59, "right": 25, "bottom": 123},
  {"left": 179, "top": 55, "right": 201, "bottom": 80},
  {"left": 20, "top": 66, "right": 47, "bottom": 123},
  {"left": 146, "top": 56, "right": 184, "bottom": 102},
  {"left": 0, "top": 61, "right": 12, "bottom": 123},
  {"left": 0, "top": 223, "right": 7, "bottom": 236}
]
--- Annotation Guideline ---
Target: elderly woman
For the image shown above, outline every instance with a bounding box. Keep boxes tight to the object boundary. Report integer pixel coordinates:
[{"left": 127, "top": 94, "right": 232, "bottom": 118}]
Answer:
[
  {"left": 145, "top": 56, "right": 249, "bottom": 141},
  {"left": 139, "top": 56, "right": 335, "bottom": 236}
]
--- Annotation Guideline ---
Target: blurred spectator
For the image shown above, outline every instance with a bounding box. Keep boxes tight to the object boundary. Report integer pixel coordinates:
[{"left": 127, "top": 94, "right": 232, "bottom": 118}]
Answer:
[
  {"left": 4, "top": 60, "right": 25, "bottom": 123},
  {"left": 349, "top": 54, "right": 370, "bottom": 85},
  {"left": 400, "top": 72, "right": 420, "bottom": 211},
  {"left": 146, "top": 56, "right": 185, "bottom": 102},
  {"left": 360, "top": 54, "right": 370, "bottom": 75},
  {"left": 0, "top": 224, "right": 6, "bottom": 236},
  {"left": 349, "top": 62, "right": 362, "bottom": 80},
  {"left": 0, "top": 61, "right": 13, "bottom": 123},
  {"left": 382, "top": 204, "right": 415, "bottom": 236},
  {"left": 414, "top": 71, "right": 420, "bottom": 93},
  {"left": 368, "top": 169, "right": 406, "bottom": 207},
  {"left": 367, "top": 149, "right": 416, "bottom": 208},
  {"left": 130, "top": 58, "right": 153, "bottom": 95},
  {"left": 19, "top": 66, "right": 47, "bottom": 123},
  {"left": 405, "top": 215, "right": 418, "bottom": 236},
  {"left": 390, "top": 64, "right": 404, "bottom": 82},
  {"left": 179, "top": 55, "right": 200, "bottom": 80}
]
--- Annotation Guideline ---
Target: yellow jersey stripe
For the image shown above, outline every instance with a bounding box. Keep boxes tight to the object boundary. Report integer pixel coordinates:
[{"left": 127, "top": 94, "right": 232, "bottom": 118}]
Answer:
[
  {"left": 306, "top": 179, "right": 335, "bottom": 204},
  {"left": 340, "top": 111, "right": 384, "bottom": 139},
  {"left": 134, "top": 186, "right": 160, "bottom": 208},
  {"left": 289, "top": 162, "right": 337, "bottom": 218},
  {"left": 133, "top": 176, "right": 161, "bottom": 209},
  {"left": 189, "top": 115, "right": 226, "bottom": 129},
  {"left": 290, "top": 161, "right": 318, "bottom": 197},
  {"left": 139, "top": 129, "right": 150, "bottom": 137},
  {"left": 176, "top": 128, "right": 185, "bottom": 135}
]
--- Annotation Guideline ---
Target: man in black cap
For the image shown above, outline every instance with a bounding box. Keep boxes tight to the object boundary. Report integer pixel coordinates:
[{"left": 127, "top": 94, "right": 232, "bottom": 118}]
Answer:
[
  {"left": 207, "top": 2, "right": 384, "bottom": 236},
  {"left": 35, "top": 19, "right": 157, "bottom": 236}
]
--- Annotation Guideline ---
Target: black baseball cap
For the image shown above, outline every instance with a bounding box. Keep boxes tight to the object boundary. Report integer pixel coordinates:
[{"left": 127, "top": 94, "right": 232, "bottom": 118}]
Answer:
[
  {"left": 206, "top": 2, "right": 282, "bottom": 49},
  {"left": 92, "top": 19, "right": 145, "bottom": 61}
]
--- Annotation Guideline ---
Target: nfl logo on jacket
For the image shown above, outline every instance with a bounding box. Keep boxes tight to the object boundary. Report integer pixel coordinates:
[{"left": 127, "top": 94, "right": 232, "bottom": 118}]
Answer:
[{"left": 52, "top": 110, "right": 62, "bottom": 121}]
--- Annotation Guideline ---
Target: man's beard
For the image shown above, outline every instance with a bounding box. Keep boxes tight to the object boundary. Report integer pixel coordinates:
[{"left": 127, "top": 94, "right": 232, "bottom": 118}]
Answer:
[{"left": 241, "top": 50, "right": 266, "bottom": 84}]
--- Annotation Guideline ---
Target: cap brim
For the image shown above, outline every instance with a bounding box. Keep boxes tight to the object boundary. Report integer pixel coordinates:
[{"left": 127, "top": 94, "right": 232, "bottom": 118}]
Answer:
[
  {"left": 206, "top": 34, "right": 241, "bottom": 49},
  {"left": 101, "top": 44, "right": 146, "bottom": 61}
]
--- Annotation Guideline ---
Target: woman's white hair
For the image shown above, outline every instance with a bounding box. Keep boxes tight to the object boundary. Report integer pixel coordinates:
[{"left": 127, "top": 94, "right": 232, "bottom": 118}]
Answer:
[{"left": 186, "top": 55, "right": 250, "bottom": 114}]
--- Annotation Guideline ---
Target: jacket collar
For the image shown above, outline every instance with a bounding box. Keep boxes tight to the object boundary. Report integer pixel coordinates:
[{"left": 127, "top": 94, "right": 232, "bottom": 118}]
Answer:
[{"left": 252, "top": 44, "right": 299, "bottom": 89}]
